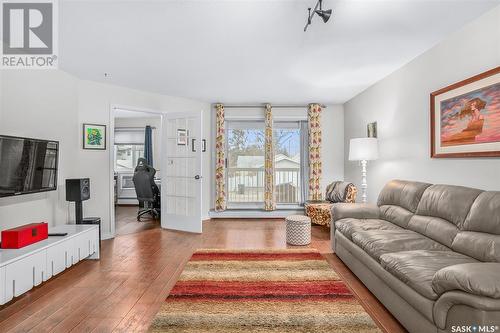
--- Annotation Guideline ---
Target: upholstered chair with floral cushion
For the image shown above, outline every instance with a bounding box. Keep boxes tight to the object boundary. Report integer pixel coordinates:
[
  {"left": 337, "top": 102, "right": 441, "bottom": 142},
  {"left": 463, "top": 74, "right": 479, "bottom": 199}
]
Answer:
[{"left": 305, "top": 182, "right": 357, "bottom": 227}]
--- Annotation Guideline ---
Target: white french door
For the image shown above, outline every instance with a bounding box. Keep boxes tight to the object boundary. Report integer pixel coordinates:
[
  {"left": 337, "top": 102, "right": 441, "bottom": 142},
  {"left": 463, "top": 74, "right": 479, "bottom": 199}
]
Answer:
[{"left": 161, "top": 111, "right": 203, "bottom": 233}]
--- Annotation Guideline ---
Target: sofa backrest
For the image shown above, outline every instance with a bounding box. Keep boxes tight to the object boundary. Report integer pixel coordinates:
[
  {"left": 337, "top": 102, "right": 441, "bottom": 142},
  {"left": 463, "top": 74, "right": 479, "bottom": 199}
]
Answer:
[
  {"left": 383, "top": 181, "right": 500, "bottom": 262},
  {"left": 377, "top": 180, "right": 431, "bottom": 228},
  {"left": 452, "top": 191, "right": 500, "bottom": 262},
  {"left": 408, "top": 184, "right": 482, "bottom": 248}
]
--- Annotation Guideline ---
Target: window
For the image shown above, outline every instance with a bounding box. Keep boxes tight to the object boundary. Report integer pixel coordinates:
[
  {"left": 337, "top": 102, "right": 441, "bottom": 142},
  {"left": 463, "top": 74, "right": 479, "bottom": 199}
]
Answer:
[
  {"left": 225, "top": 120, "right": 307, "bottom": 208},
  {"left": 226, "top": 121, "right": 265, "bottom": 205},
  {"left": 274, "top": 122, "right": 302, "bottom": 205},
  {"left": 114, "top": 128, "right": 145, "bottom": 170},
  {"left": 115, "top": 144, "right": 144, "bottom": 170}
]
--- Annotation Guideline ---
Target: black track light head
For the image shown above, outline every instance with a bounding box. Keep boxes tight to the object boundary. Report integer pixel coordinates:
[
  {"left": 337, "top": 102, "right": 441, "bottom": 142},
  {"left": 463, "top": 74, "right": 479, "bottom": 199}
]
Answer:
[
  {"left": 315, "top": 8, "right": 332, "bottom": 23},
  {"left": 304, "top": 0, "right": 332, "bottom": 31}
]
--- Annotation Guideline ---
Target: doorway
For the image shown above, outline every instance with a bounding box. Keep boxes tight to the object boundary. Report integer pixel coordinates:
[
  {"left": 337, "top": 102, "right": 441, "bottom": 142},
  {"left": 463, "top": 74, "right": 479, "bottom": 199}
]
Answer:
[{"left": 111, "top": 108, "right": 162, "bottom": 236}]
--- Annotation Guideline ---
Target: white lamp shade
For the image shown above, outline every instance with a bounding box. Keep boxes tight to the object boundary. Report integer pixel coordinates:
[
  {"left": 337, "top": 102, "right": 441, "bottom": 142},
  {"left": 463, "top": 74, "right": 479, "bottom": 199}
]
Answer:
[{"left": 349, "top": 138, "right": 379, "bottom": 161}]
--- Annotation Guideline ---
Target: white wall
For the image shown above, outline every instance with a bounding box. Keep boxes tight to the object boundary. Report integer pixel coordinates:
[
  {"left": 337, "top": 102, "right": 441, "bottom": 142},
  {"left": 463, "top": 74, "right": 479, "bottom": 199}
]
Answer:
[
  {"left": 344, "top": 7, "right": 500, "bottom": 203},
  {"left": 0, "top": 70, "right": 211, "bottom": 239}
]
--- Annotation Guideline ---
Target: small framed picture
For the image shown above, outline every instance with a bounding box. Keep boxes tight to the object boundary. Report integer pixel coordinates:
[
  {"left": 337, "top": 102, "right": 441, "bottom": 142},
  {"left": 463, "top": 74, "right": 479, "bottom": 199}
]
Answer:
[
  {"left": 177, "top": 129, "right": 188, "bottom": 145},
  {"left": 83, "top": 123, "right": 106, "bottom": 150},
  {"left": 367, "top": 122, "right": 378, "bottom": 138}
]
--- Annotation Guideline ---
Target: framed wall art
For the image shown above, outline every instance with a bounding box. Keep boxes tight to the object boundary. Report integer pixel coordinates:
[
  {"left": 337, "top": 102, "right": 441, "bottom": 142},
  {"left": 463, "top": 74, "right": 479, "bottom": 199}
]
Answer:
[
  {"left": 83, "top": 123, "right": 106, "bottom": 150},
  {"left": 431, "top": 67, "right": 500, "bottom": 158},
  {"left": 177, "top": 129, "right": 188, "bottom": 145},
  {"left": 367, "top": 122, "right": 378, "bottom": 138}
]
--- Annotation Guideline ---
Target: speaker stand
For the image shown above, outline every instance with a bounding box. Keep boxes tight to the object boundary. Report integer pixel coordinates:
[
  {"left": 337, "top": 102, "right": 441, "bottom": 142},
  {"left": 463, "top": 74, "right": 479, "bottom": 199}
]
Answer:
[{"left": 75, "top": 201, "right": 83, "bottom": 224}]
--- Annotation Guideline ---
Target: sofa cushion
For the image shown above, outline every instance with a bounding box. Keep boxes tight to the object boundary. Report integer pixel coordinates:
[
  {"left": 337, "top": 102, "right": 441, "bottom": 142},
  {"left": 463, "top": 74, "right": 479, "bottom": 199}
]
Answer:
[
  {"left": 336, "top": 218, "right": 401, "bottom": 240},
  {"left": 377, "top": 179, "right": 431, "bottom": 213},
  {"left": 380, "top": 251, "right": 477, "bottom": 300},
  {"left": 407, "top": 215, "right": 459, "bottom": 248},
  {"left": 451, "top": 232, "right": 500, "bottom": 262},
  {"left": 463, "top": 191, "right": 500, "bottom": 234},
  {"left": 448, "top": 191, "right": 500, "bottom": 262},
  {"left": 415, "top": 184, "right": 482, "bottom": 229},
  {"left": 379, "top": 205, "right": 414, "bottom": 228},
  {"left": 351, "top": 229, "right": 449, "bottom": 261},
  {"left": 432, "top": 263, "right": 500, "bottom": 299}
]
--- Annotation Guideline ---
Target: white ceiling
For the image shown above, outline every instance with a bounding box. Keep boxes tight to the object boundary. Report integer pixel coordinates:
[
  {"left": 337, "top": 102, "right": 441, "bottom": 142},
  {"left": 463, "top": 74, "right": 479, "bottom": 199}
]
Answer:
[{"left": 59, "top": 0, "right": 499, "bottom": 104}]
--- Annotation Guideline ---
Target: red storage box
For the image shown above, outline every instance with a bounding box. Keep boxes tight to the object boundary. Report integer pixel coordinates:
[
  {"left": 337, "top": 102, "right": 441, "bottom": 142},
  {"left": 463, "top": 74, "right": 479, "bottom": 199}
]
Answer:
[{"left": 1, "top": 222, "right": 48, "bottom": 249}]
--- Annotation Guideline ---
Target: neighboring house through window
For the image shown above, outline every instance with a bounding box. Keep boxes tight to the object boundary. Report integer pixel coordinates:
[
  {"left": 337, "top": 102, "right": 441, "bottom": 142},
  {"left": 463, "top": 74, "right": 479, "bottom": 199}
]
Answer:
[{"left": 226, "top": 120, "right": 306, "bottom": 208}]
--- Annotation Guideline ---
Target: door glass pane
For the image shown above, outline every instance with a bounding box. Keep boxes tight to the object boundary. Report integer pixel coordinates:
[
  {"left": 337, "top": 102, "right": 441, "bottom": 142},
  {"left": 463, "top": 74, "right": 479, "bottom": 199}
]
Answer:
[
  {"left": 274, "top": 122, "right": 301, "bottom": 205},
  {"left": 226, "top": 121, "right": 265, "bottom": 205}
]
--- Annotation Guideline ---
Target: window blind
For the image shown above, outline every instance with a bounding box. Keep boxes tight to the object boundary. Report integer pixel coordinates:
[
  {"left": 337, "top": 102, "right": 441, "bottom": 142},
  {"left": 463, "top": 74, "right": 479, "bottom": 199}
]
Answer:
[{"left": 114, "top": 128, "right": 145, "bottom": 145}]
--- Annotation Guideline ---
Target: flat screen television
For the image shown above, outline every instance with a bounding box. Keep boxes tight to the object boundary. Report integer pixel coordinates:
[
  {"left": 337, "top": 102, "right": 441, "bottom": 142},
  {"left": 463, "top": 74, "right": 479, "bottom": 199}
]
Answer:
[{"left": 0, "top": 135, "right": 59, "bottom": 197}]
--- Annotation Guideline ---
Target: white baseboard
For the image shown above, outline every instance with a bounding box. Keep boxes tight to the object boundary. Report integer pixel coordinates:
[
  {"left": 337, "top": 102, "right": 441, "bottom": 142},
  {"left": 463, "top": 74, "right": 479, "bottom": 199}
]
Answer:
[{"left": 102, "top": 233, "right": 114, "bottom": 240}]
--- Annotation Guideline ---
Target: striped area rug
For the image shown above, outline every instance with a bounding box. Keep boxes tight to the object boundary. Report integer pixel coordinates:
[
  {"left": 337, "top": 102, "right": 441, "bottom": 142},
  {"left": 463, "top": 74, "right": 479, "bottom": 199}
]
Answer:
[{"left": 150, "top": 249, "right": 380, "bottom": 333}]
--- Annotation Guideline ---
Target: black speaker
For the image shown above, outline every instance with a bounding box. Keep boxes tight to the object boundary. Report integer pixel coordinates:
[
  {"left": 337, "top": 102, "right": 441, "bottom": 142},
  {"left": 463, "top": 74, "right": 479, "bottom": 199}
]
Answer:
[{"left": 66, "top": 178, "right": 90, "bottom": 202}]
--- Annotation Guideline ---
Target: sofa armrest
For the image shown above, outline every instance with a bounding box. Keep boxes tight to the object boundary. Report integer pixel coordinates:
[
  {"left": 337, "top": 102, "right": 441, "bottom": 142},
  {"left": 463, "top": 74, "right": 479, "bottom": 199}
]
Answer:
[
  {"left": 432, "top": 263, "right": 500, "bottom": 299},
  {"left": 331, "top": 203, "right": 380, "bottom": 223},
  {"left": 330, "top": 203, "right": 380, "bottom": 253},
  {"left": 434, "top": 291, "right": 500, "bottom": 329}
]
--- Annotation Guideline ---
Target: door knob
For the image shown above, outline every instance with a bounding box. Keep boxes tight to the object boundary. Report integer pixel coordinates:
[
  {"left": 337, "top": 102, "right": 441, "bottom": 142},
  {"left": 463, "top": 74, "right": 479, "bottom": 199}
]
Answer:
[{"left": 194, "top": 175, "right": 202, "bottom": 180}]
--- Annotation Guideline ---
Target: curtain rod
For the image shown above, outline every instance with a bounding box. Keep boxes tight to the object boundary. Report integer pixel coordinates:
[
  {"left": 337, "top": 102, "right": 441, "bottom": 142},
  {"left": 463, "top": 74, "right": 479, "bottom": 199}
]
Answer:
[{"left": 213, "top": 104, "right": 327, "bottom": 109}]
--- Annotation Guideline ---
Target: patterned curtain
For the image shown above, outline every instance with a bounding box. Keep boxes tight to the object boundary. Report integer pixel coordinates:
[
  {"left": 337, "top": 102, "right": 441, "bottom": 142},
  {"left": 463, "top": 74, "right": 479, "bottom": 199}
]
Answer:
[
  {"left": 308, "top": 103, "right": 323, "bottom": 201},
  {"left": 215, "top": 104, "right": 226, "bottom": 211},
  {"left": 264, "top": 104, "right": 276, "bottom": 211}
]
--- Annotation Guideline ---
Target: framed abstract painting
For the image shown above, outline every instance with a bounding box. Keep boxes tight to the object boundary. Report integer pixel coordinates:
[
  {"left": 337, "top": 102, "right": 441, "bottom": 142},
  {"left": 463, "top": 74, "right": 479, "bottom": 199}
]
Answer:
[
  {"left": 83, "top": 123, "right": 106, "bottom": 150},
  {"left": 431, "top": 67, "right": 500, "bottom": 158}
]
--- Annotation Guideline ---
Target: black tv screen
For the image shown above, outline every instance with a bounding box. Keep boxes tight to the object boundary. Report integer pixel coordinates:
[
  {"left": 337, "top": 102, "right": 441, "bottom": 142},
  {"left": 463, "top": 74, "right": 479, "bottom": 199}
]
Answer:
[{"left": 0, "top": 135, "right": 59, "bottom": 197}]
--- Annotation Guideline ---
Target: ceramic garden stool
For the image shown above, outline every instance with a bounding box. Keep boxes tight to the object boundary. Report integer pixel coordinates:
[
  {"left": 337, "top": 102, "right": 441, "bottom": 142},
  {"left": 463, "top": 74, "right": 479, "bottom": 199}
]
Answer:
[{"left": 285, "top": 215, "right": 311, "bottom": 246}]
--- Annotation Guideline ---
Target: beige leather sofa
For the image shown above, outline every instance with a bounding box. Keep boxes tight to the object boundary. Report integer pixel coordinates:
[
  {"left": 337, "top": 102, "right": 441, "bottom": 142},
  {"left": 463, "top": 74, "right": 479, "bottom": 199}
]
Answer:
[{"left": 331, "top": 180, "right": 500, "bottom": 333}]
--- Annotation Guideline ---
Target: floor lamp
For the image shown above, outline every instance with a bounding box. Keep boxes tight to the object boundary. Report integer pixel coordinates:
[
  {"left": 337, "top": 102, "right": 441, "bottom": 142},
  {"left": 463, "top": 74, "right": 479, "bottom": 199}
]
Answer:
[{"left": 349, "top": 138, "right": 379, "bottom": 203}]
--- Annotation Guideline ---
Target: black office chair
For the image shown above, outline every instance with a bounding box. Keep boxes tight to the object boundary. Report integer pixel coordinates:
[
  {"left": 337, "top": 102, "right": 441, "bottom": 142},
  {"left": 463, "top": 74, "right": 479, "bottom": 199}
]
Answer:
[{"left": 132, "top": 158, "right": 160, "bottom": 221}]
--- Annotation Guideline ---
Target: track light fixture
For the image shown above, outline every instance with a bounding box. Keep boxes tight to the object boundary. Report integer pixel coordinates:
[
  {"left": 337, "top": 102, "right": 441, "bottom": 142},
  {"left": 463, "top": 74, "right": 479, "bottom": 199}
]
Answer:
[{"left": 304, "top": 0, "right": 332, "bottom": 31}]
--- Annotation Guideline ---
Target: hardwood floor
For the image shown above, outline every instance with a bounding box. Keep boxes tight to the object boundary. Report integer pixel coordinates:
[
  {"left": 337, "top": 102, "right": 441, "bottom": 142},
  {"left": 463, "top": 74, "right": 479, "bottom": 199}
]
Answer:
[
  {"left": 115, "top": 206, "right": 160, "bottom": 236},
  {"left": 0, "top": 219, "right": 406, "bottom": 333}
]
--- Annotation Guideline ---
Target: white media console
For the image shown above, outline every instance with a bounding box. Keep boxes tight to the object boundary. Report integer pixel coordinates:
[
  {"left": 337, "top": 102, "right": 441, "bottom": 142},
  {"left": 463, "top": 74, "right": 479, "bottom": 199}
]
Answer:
[{"left": 0, "top": 224, "right": 100, "bottom": 305}]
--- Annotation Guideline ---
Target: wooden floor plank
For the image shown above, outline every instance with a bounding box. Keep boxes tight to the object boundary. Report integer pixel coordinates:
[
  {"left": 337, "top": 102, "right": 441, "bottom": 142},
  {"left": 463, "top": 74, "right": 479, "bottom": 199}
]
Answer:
[
  {"left": 115, "top": 206, "right": 160, "bottom": 236},
  {"left": 0, "top": 209, "right": 406, "bottom": 333}
]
